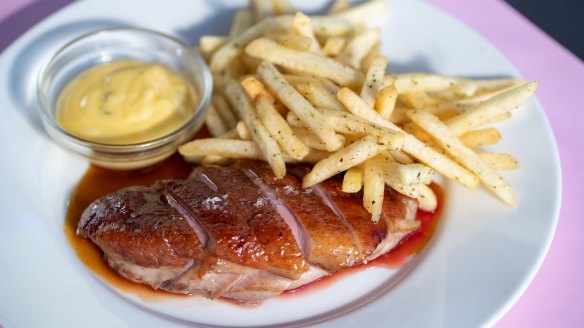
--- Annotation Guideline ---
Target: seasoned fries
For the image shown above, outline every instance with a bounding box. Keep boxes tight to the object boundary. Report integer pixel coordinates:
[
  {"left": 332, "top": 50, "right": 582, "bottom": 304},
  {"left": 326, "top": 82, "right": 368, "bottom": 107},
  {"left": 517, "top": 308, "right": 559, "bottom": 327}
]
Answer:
[
  {"left": 257, "top": 61, "right": 344, "bottom": 151},
  {"left": 247, "top": 38, "right": 364, "bottom": 87},
  {"left": 302, "top": 136, "right": 389, "bottom": 188},
  {"left": 255, "top": 96, "right": 309, "bottom": 160},
  {"left": 361, "top": 55, "right": 388, "bottom": 107},
  {"left": 342, "top": 166, "right": 363, "bottom": 193},
  {"left": 363, "top": 155, "right": 385, "bottom": 223},
  {"left": 407, "top": 109, "right": 516, "bottom": 207},
  {"left": 446, "top": 81, "right": 538, "bottom": 136},
  {"left": 224, "top": 80, "right": 286, "bottom": 178},
  {"left": 182, "top": 0, "right": 537, "bottom": 222}
]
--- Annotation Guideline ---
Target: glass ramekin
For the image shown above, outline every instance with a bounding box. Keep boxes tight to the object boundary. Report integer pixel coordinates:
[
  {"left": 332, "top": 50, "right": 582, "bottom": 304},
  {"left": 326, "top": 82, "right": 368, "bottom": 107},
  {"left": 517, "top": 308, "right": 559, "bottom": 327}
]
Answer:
[{"left": 37, "top": 27, "right": 212, "bottom": 170}]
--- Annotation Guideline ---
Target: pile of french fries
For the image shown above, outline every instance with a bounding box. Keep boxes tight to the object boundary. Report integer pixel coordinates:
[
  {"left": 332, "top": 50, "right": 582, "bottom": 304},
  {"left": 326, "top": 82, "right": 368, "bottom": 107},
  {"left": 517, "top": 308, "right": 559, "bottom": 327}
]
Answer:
[{"left": 179, "top": 0, "right": 537, "bottom": 222}]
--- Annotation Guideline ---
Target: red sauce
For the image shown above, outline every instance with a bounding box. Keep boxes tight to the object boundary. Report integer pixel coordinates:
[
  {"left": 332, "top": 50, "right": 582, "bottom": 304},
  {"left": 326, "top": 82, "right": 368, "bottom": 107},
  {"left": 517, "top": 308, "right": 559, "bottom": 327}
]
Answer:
[{"left": 64, "top": 133, "right": 442, "bottom": 302}]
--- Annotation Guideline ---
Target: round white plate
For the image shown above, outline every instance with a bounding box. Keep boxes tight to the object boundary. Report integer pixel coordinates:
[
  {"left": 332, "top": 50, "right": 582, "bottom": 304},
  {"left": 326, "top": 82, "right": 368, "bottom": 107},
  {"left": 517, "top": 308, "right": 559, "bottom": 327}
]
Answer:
[{"left": 0, "top": 0, "right": 561, "bottom": 327}]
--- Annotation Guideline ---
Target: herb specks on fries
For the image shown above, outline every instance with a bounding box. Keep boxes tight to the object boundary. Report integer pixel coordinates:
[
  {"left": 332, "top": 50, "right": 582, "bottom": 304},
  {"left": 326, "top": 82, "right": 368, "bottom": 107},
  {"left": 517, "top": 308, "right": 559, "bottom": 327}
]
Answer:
[{"left": 179, "top": 0, "right": 537, "bottom": 220}]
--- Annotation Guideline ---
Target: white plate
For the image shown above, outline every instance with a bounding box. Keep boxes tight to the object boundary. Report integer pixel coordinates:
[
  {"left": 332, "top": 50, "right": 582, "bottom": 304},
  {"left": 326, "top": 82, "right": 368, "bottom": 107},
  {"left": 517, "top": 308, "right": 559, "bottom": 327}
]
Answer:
[{"left": 0, "top": 0, "right": 561, "bottom": 327}]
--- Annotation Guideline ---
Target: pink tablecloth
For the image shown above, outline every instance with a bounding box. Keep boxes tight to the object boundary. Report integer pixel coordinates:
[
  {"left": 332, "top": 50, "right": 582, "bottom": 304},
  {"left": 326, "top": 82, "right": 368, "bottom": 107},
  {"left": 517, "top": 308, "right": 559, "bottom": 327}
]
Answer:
[{"left": 1, "top": 0, "right": 583, "bottom": 327}]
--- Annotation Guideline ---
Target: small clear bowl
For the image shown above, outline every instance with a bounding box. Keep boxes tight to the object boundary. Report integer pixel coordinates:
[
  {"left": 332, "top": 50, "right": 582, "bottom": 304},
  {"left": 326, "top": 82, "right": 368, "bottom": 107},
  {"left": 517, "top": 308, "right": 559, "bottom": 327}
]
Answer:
[{"left": 37, "top": 28, "right": 212, "bottom": 170}]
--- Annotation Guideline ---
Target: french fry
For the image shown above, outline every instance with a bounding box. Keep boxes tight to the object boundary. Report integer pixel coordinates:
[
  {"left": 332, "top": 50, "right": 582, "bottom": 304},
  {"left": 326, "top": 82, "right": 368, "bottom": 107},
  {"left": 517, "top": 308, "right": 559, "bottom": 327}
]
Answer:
[
  {"left": 205, "top": 104, "right": 228, "bottom": 137},
  {"left": 179, "top": 138, "right": 262, "bottom": 160},
  {"left": 284, "top": 75, "right": 341, "bottom": 94},
  {"left": 446, "top": 81, "right": 538, "bottom": 136},
  {"left": 318, "top": 109, "right": 404, "bottom": 146},
  {"left": 477, "top": 152, "right": 519, "bottom": 170},
  {"left": 225, "top": 79, "right": 286, "bottom": 178},
  {"left": 301, "top": 148, "right": 331, "bottom": 164},
  {"left": 401, "top": 122, "right": 431, "bottom": 143},
  {"left": 292, "top": 12, "right": 322, "bottom": 53},
  {"left": 361, "top": 55, "right": 388, "bottom": 107},
  {"left": 417, "top": 184, "right": 438, "bottom": 212},
  {"left": 291, "top": 126, "right": 334, "bottom": 151},
  {"left": 337, "top": 87, "right": 401, "bottom": 132},
  {"left": 460, "top": 128, "right": 501, "bottom": 148},
  {"left": 220, "top": 128, "right": 239, "bottom": 139},
  {"left": 308, "top": 16, "right": 354, "bottom": 37},
  {"left": 388, "top": 106, "right": 410, "bottom": 125},
  {"left": 363, "top": 155, "right": 385, "bottom": 223},
  {"left": 360, "top": 42, "right": 381, "bottom": 73},
  {"left": 295, "top": 81, "right": 347, "bottom": 112},
  {"left": 212, "top": 94, "right": 238, "bottom": 129},
  {"left": 389, "top": 150, "right": 414, "bottom": 164},
  {"left": 384, "top": 174, "right": 419, "bottom": 198},
  {"left": 336, "top": 28, "right": 380, "bottom": 69},
  {"left": 247, "top": 38, "right": 364, "bottom": 87},
  {"left": 399, "top": 91, "right": 442, "bottom": 109},
  {"left": 342, "top": 166, "right": 363, "bottom": 193},
  {"left": 375, "top": 85, "right": 398, "bottom": 120},
  {"left": 274, "top": 34, "right": 313, "bottom": 51},
  {"left": 257, "top": 61, "right": 344, "bottom": 151},
  {"left": 230, "top": 10, "right": 254, "bottom": 37},
  {"left": 286, "top": 111, "right": 305, "bottom": 127},
  {"left": 200, "top": 36, "right": 228, "bottom": 57},
  {"left": 256, "top": 96, "right": 310, "bottom": 160},
  {"left": 322, "top": 37, "right": 347, "bottom": 56},
  {"left": 236, "top": 121, "right": 251, "bottom": 140},
  {"left": 407, "top": 109, "right": 515, "bottom": 207},
  {"left": 427, "top": 79, "right": 520, "bottom": 102},
  {"left": 383, "top": 73, "right": 466, "bottom": 94},
  {"left": 385, "top": 163, "right": 434, "bottom": 186},
  {"left": 337, "top": 87, "right": 479, "bottom": 189},
  {"left": 241, "top": 76, "right": 277, "bottom": 104},
  {"left": 403, "top": 135, "right": 479, "bottom": 189},
  {"left": 302, "top": 135, "right": 388, "bottom": 188}
]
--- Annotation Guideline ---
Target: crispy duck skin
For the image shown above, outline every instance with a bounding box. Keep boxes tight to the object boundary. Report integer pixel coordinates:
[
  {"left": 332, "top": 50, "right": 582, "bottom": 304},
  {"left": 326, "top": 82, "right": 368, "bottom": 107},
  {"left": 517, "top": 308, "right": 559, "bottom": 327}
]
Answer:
[{"left": 78, "top": 161, "right": 420, "bottom": 303}]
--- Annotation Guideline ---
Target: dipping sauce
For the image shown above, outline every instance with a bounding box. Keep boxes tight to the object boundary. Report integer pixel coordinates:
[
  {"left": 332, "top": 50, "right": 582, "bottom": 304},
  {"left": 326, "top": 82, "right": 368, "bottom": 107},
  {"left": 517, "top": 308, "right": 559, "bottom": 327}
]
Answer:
[{"left": 57, "top": 60, "right": 196, "bottom": 144}]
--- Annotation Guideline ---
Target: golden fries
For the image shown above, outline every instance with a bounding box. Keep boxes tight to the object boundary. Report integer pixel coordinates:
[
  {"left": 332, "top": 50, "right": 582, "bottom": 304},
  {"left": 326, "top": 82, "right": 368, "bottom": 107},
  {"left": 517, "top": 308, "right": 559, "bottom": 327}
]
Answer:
[
  {"left": 477, "top": 152, "right": 519, "bottom": 170},
  {"left": 179, "top": 138, "right": 262, "bottom": 160},
  {"left": 181, "top": 0, "right": 537, "bottom": 220},
  {"left": 361, "top": 55, "right": 388, "bottom": 107},
  {"left": 256, "top": 96, "right": 309, "bottom": 160},
  {"left": 291, "top": 12, "right": 322, "bottom": 53},
  {"left": 336, "top": 28, "right": 380, "bottom": 69},
  {"left": 460, "top": 128, "right": 501, "bottom": 148},
  {"left": 417, "top": 184, "right": 438, "bottom": 212},
  {"left": 446, "top": 81, "right": 538, "bottom": 136},
  {"left": 363, "top": 155, "right": 385, "bottom": 223},
  {"left": 205, "top": 104, "right": 229, "bottom": 137},
  {"left": 257, "top": 61, "right": 344, "bottom": 151},
  {"left": 302, "top": 136, "right": 388, "bottom": 188},
  {"left": 407, "top": 109, "right": 516, "bottom": 207},
  {"left": 295, "top": 81, "right": 346, "bottom": 112},
  {"left": 375, "top": 85, "right": 398, "bottom": 120},
  {"left": 225, "top": 80, "right": 286, "bottom": 178},
  {"left": 342, "top": 166, "right": 363, "bottom": 192},
  {"left": 247, "top": 38, "right": 364, "bottom": 87}
]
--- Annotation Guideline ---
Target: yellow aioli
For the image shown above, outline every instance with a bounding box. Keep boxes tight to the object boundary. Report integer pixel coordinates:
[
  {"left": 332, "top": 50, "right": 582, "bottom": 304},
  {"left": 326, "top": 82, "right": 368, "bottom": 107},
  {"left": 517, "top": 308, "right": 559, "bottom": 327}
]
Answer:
[{"left": 57, "top": 60, "right": 195, "bottom": 144}]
